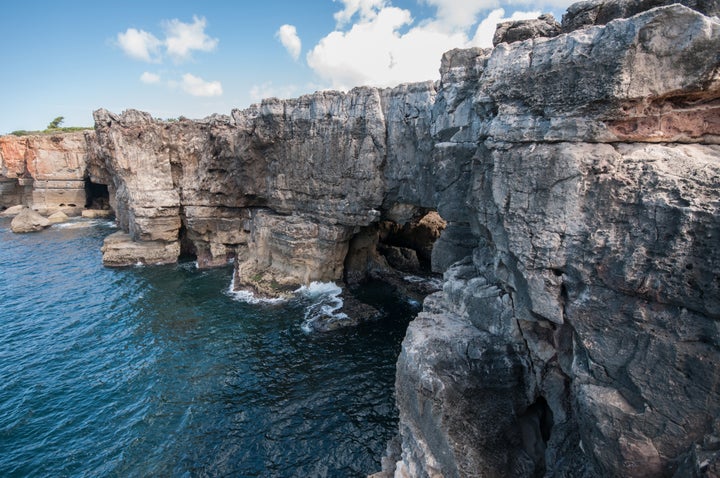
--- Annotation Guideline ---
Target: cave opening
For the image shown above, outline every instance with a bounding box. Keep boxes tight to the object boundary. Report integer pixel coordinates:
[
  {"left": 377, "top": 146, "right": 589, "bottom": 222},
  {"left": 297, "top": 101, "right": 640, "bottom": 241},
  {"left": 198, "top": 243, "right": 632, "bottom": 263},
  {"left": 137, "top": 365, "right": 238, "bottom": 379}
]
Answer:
[
  {"left": 344, "top": 208, "right": 446, "bottom": 297},
  {"left": 84, "top": 179, "right": 110, "bottom": 210}
]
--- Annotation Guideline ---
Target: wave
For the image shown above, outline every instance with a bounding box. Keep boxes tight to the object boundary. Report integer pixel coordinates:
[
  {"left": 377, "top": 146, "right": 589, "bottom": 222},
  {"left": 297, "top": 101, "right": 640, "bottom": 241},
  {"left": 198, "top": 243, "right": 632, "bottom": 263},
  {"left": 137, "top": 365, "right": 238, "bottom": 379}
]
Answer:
[
  {"left": 53, "top": 218, "right": 118, "bottom": 229},
  {"left": 403, "top": 274, "right": 444, "bottom": 289},
  {"left": 225, "top": 275, "right": 287, "bottom": 305},
  {"left": 226, "top": 278, "right": 356, "bottom": 331},
  {"left": 296, "top": 282, "right": 352, "bottom": 333}
]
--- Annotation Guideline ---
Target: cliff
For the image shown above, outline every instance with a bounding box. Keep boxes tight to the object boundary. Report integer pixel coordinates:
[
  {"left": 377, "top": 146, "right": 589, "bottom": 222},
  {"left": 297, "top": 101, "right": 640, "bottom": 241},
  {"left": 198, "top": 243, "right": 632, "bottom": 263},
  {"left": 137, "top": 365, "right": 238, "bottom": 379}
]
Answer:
[
  {"left": 1, "top": 1, "right": 719, "bottom": 476},
  {"left": 0, "top": 132, "right": 95, "bottom": 215}
]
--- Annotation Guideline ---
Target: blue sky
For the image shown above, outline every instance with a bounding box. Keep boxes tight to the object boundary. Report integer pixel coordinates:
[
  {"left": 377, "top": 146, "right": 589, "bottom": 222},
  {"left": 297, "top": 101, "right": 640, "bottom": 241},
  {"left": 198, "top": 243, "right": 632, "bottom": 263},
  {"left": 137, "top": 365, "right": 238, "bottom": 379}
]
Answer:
[{"left": 0, "top": 0, "right": 572, "bottom": 134}]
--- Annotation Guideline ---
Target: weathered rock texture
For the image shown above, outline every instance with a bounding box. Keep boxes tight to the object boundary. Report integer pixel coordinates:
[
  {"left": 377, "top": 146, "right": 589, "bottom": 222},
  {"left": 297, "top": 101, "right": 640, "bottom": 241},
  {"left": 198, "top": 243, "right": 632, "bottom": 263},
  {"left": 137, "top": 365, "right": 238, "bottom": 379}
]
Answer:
[
  {"left": 2, "top": 1, "right": 719, "bottom": 476},
  {"left": 392, "top": 4, "right": 720, "bottom": 478},
  {"left": 562, "top": 0, "right": 720, "bottom": 31},
  {"left": 493, "top": 14, "right": 562, "bottom": 46},
  {"left": 0, "top": 132, "right": 95, "bottom": 215}
]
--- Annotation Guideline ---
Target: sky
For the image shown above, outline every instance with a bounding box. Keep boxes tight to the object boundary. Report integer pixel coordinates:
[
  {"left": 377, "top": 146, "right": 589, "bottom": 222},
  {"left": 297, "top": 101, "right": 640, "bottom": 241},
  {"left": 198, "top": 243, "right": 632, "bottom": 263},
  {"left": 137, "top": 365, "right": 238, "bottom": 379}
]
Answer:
[{"left": 0, "top": 0, "right": 575, "bottom": 134}]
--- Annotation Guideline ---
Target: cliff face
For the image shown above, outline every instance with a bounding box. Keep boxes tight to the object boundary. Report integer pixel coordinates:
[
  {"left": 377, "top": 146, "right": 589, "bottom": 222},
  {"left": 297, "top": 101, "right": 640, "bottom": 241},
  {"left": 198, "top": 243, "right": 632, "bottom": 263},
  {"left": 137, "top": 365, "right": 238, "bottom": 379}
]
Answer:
[
  {"left": 91, "top": 83, "right": 439, "bottom": 287},
  {"left": 0, "top": 132, "right": 93, "bottom": 213},
  {"left": 2, "top": 2, "right": 718, "bottom": 476},
  {"left": 393, "top": 5, "right": 720, "bottom": 477}
]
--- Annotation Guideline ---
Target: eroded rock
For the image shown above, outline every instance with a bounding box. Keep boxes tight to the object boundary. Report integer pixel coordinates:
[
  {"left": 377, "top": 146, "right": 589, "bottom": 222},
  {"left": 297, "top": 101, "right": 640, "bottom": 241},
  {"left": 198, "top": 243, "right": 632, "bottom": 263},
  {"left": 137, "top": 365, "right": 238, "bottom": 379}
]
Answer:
[
  {"left": 10, "top": 207, "right": 50, "bottom": 233},
  {"left": 493, "top": 14, "right": 562, "bottom": 45}
]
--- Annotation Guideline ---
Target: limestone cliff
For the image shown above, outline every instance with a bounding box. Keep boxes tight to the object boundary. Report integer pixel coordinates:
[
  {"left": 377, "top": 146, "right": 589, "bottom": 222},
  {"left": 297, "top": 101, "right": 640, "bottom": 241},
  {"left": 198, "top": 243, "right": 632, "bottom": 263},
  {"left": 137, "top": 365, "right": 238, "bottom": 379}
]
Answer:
[
  {"left": 0, "top": 132, "right": 94, "bottom": 214},
  {"left": 392, "top": 4, "right": 720, "bottom": 478},
  {"left": 1, "top": 1, "right": 719, "bottom": 476}
]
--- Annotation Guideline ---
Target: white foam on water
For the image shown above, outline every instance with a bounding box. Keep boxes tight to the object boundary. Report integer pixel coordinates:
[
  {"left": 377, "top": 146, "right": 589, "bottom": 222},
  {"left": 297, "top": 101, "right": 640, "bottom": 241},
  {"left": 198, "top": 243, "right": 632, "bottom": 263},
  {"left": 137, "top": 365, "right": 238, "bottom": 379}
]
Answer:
[
  {"left": 53, "top": 218, "right": 118, "bottom": 229},
  {"left": 225, "top": 275, "right": 287, "bottom": 305},
  {"left": 297, "top": 282, "right": 348, "bottom": 333},
  {"left": 403, "top": 274, "right": 444, "bottom": 289}
]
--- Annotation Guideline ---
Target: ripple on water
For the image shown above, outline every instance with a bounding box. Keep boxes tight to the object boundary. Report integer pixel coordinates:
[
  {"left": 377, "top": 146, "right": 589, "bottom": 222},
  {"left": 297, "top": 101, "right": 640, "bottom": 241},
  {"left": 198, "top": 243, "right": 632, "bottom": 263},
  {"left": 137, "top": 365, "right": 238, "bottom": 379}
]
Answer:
[{"left": 0, "top": 218, "right": 414, "bottom": 477}]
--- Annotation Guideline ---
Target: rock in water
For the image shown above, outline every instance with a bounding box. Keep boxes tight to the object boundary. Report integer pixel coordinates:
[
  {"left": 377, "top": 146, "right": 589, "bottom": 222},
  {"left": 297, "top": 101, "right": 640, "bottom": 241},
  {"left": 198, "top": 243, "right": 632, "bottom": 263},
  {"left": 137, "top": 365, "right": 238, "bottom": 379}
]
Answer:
[
  {"left": 47, "top": 210, "right": 69, "bottom": 224},
  {"left": 10, "top": 208, "right": 50, "bottom": 233}
]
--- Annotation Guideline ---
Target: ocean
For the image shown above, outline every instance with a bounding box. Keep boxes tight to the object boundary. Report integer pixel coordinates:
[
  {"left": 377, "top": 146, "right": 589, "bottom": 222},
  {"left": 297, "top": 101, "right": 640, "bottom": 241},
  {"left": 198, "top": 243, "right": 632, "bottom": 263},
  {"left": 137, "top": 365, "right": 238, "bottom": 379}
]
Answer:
[{"left": 0, "top": 217, "right": 416, "bottom": 477}]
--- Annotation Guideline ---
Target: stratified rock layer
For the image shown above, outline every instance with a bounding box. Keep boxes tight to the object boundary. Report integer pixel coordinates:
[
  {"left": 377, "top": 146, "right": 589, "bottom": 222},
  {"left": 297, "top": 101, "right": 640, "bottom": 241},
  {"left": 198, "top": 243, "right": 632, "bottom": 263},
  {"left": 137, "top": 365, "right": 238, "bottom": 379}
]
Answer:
[{"left": 0, "top": 132, "right": 93, "bottom": 215}]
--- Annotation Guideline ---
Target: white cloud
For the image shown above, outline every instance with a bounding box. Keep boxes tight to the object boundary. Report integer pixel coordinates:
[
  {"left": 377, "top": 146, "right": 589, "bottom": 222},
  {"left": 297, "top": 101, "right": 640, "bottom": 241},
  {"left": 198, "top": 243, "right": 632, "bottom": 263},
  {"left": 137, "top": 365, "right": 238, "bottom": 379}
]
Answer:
[
  {"left": 276, "top": 24, "right": 302, "bottom": 60},
  {"left": 181, "top": 73, "right": 223, "bottom": 97},
  {"left": 307, "top": 1, "right": 558, "bottom": 90},
  {"left": 117, "top": 28, "right": 161, "bottom": 62},
  {"left": 333, "top": 0, "right": 387, "bottom": 27},
  {"left": 163, "top": 16, "right": 219, "bottom": 62},
  {"left": 249, "top": 82, "right": 301, "bottom": 102},
  {"left": 423, "top": 0, "right": 498, "bottom": 31},
  {"left": 308, "top": 6, "right": 467, "bottom": 90},
  {"left": 469, "top": 8, "right": 541, "bottom": 48},
  {"left": 140, "top": 72, "right": 161, "bottom": 84}
]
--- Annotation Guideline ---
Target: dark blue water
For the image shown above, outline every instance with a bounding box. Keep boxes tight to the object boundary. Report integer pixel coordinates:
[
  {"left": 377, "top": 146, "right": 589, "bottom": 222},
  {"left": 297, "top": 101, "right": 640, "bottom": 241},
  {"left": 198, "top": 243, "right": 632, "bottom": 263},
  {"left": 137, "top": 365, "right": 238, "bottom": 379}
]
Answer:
[{"left": 0, "top": 218, "right": 415, "bottom": 477}]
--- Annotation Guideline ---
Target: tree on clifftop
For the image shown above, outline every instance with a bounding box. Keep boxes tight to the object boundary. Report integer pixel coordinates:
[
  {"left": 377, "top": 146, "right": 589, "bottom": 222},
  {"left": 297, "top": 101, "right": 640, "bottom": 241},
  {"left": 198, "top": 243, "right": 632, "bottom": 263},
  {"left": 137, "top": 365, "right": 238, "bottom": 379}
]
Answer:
[{"left": 47, "top": 116, "right": 64, "bottom": 129}]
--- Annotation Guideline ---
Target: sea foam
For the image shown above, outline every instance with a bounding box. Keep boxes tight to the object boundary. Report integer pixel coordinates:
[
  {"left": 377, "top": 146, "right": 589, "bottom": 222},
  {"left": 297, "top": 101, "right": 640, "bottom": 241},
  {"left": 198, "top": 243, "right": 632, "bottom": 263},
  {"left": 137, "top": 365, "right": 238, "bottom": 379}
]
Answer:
[{"left": 296, "top": 282, "right": 348, "bottom": 333}]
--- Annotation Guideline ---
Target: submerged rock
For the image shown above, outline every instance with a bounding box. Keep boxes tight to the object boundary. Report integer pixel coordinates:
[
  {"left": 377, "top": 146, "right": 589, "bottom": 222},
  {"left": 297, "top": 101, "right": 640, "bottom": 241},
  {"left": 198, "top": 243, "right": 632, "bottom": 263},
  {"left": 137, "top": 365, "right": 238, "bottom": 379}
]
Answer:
[{"left": 10, "top": 207, "right": 50, "bottom": 233}]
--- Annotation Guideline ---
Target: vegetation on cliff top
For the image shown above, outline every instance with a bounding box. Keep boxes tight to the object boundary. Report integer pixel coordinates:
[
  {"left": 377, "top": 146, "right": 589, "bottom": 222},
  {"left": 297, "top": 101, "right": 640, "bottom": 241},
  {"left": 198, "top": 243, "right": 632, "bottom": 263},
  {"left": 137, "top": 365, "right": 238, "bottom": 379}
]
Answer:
[{"left": 10, "top": 116, "right": 92, "bottom": 136}]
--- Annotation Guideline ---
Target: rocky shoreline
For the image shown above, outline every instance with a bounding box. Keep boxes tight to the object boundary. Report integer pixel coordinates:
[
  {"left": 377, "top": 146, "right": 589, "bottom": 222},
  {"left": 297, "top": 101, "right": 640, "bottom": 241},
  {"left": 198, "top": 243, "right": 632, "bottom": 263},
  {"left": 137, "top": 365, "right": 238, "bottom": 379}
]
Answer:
[{"left": 2, "top": 0, "right": 719, "bottom": 475}]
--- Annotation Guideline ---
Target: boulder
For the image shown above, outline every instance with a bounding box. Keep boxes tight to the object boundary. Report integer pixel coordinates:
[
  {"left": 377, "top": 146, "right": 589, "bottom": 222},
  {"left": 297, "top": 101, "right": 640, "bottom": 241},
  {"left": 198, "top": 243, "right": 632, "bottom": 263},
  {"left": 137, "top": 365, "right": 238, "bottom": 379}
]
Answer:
[
  {"left": 10, "top": 207, "right": 50, "bottom": 233},
  {"left": 101, "top": 231, "right": 180, "bottom": 267},
  {"left": 47, "top": 210, "right": 69, "bottom": 224},
  {"left": 81, "top": 209, "right": 113, "bottom": 218}
]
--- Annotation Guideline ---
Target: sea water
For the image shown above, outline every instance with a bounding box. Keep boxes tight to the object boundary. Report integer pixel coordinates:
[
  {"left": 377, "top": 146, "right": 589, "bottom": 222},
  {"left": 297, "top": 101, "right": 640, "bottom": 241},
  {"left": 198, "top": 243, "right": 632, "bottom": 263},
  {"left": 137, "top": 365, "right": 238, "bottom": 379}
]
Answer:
[{"left": 0, "top": 217, "right": 417, "bottom": 477}]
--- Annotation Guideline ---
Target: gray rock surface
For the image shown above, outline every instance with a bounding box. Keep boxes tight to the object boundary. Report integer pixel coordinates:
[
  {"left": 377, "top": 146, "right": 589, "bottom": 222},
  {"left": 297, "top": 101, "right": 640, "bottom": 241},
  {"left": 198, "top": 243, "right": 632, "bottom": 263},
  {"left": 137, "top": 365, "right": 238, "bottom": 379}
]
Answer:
[
  {"left": 562, "top": 0, "right": 720, "bottom": 32},
  {"left": 493, "top": 14, "right": 561, "bottom": 46},
  {"left": 392, "top": 5, "right": 720, "bottom": 478},
  {"left": 10, "top": 207, "right": 50, "bottom": 233}
]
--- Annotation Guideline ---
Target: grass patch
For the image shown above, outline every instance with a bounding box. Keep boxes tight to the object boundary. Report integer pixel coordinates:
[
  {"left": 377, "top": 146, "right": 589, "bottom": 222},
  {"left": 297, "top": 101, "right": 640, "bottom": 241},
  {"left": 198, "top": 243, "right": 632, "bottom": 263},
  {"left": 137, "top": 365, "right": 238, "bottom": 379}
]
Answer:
[{"left": 10, "top": 126, "right": 93, "bottom": 137}]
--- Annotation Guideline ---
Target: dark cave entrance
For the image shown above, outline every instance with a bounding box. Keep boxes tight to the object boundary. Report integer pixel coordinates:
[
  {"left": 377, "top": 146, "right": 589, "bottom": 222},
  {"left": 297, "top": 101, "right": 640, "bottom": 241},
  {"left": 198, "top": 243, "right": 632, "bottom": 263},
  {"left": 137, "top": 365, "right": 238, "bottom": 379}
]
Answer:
[
  {"left": 84, "top": 179, "right": 110, "bottom": 210},
  {"left": 344, "top": 209, "right": 446, "bottom": 295}
]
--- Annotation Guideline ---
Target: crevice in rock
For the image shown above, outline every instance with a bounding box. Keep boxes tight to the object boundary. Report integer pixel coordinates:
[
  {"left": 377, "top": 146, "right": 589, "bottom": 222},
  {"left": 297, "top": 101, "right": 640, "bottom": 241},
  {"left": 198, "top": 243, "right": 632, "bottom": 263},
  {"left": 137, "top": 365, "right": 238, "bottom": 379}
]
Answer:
[{"left": 517, "top": 396, "right": 554, "bottom": 477}]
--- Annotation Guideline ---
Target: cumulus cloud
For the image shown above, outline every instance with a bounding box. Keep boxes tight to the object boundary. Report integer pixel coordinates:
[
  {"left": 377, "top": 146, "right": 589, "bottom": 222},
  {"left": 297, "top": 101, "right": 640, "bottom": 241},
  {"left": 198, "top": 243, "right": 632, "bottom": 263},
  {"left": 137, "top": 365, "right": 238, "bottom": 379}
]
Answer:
[
  {"left": 308, "top": 5, "right": 466, "bottom": 90},
  {"left": 181, "top": 73, "right": 223, "bottom": 97},
  {"left": 276, "top": 24, "right": 302, "bottom": 60},
  {"left": 307, "top": 1, "right": 559, "bottom": 90},
  {"left": 249, "top": 82, "right": 301, "bottom": 102},
  {"left": 163, "top": 16, "right": 219, "bottom": 62},
  {"left": 333, "top": 0, "right": 387, "bottom": 26},
  {"left": 140, "top": 72, "right": 162, "bottom": 84},
  {"left": 423, "top": 0, "right": 499, "bottom": 31},
  {"left": 117, "top": 28, "right": 161, "bottom": 62},
  {"left": 117, "top": 16, "right": 218, "bottom": 64}
]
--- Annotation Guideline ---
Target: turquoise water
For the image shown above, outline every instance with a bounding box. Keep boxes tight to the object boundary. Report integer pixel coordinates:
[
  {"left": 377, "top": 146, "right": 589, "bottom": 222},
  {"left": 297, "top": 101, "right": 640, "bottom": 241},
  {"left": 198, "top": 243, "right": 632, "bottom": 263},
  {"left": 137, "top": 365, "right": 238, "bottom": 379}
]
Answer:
[{"left": 0, "top": 218, "right": 415, "bottom": 477}]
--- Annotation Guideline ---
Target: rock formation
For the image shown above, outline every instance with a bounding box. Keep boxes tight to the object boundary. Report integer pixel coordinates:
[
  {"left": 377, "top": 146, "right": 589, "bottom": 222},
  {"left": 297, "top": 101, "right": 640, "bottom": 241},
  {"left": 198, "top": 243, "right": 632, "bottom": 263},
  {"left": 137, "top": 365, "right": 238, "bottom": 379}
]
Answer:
[
  {"left": 391, "top": 4, "right": 720, "bottom": 478},
  {"left": 0, "top": 132, "right": 96, "bottom": 215},
  {"left": 10, "top": 207, "right": 50, "bottom": 233},
  {"left": 1, "top": 1, "right": 718, "bottom": 476}
]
